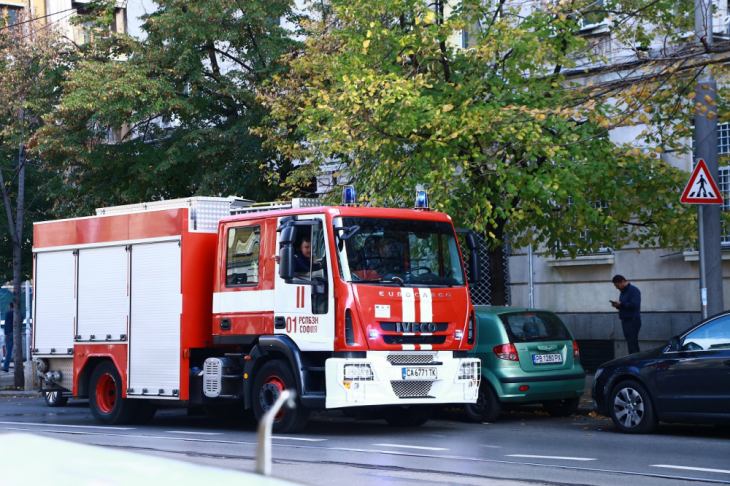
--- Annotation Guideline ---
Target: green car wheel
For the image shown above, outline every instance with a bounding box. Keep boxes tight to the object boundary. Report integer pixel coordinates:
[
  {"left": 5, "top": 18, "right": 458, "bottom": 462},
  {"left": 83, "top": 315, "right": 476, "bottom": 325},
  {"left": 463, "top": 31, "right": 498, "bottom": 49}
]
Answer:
[{"left": 465, "top": 383, "right": 501, "bottom": 423}]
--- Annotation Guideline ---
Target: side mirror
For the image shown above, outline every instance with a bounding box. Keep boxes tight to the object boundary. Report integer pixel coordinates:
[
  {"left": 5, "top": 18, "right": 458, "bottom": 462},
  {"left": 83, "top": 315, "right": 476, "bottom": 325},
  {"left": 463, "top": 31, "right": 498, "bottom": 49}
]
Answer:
[
  {"left": 466, "top": 232, "right": 479, "bottom": 251},
  {"left": 280, "top": 226, "right": 297, "bottom": 245},
  {"left": 469, "top": 251, "right": 481, "bottom": 284},
  {"left": 279, "top": 245, "right": 294, "bottom": 281},
  {"left": 668, "top": 336, "right": 681, "bottom": 352}
]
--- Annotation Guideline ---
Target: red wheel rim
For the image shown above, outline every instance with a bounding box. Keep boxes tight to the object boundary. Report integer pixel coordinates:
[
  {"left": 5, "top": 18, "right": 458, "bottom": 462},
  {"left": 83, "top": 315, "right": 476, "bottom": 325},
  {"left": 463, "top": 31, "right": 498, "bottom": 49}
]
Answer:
[
  {"left": 260, "top": 376, "right": 286, "bottom": 420},
  {"left": 96, "top": 373, "right": 117, "bottom": 414}
]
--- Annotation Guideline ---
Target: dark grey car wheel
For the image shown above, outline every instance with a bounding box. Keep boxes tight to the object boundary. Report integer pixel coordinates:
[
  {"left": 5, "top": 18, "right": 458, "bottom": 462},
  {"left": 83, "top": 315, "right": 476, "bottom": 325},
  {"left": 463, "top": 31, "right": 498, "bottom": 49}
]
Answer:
[{"left": 609, "top": 379, "right": 657, "bottom": 434}]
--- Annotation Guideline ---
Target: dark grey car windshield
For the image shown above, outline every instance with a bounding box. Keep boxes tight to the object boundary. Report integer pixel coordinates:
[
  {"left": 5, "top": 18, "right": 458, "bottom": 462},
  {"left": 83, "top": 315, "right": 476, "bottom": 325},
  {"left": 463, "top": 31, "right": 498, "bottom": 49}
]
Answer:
[
  {"left": 499, "top": 312, "right": 572, "bottom": 343},
  {"left": 335, "top": 217, "right": 465, "bottom": 287}
]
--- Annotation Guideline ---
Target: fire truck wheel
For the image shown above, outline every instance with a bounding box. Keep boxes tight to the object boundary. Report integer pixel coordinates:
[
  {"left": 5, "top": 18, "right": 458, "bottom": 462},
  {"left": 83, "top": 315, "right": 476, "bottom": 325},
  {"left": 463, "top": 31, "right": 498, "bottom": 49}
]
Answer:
[
  {"left": 252, "top": 360, "right": 310, "bottom": 433},
  {"left": 382, "top": 405, "right": 433, "bottom": 427},
  {"left": 44, "top": 391, "right": 68, "bottom": 407},
  {"left": 89, "top": 362, "right": 139, "bottom": 425},
  {"left": 133, "top": 401, "right": 158, "bottom": 424},
  {"left": 464, "top": 383, "right": 501, "bottom": 423}
]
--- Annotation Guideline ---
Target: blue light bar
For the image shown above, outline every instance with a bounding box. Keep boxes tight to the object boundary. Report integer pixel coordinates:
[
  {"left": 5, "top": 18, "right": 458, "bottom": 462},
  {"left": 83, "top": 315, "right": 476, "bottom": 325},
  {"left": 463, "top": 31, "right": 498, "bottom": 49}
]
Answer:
[
  {"left": 415, "top": 191, "right": 429, "bottom": 209},
  {"left": 343, "top": 185, "right": 356, "bottom": 206}
]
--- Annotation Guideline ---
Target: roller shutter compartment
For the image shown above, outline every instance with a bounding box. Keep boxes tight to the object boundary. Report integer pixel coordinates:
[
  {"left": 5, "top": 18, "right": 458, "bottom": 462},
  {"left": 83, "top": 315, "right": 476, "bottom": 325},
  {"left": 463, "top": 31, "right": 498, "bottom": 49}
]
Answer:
[
  {"left": 128, "top": 241, "right": 182, "bottom": 398},
  {"left": 34, "top": 251, "right": 76, "bottom": 354}
]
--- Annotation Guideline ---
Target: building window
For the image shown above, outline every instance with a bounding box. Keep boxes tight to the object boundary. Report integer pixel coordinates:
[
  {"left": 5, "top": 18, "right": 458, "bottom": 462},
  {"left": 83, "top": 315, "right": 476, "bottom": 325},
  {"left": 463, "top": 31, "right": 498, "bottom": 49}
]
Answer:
[
  {"left": 226, "top": 226, "right": 261, "bottom": 286},
  {"left": 2, "top": 6, "right": 22, "bottom": 36},
  {"left": 692, "top": 121, "right": 730, "bottom": 245}
]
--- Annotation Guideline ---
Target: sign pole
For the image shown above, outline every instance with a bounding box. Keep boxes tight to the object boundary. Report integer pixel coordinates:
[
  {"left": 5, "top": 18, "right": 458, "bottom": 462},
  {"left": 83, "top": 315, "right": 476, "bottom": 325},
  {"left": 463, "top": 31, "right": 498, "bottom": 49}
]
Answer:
[{"left": 698, "top": 205, "right": 708, "bottom": 319}]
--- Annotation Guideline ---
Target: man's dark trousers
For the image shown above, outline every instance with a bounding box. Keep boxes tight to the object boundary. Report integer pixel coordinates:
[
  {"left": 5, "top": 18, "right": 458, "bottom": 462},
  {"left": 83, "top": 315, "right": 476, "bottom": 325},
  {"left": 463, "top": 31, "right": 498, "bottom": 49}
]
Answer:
[{"left": 621, "top": 318, "right": 641, "bottom": 354}]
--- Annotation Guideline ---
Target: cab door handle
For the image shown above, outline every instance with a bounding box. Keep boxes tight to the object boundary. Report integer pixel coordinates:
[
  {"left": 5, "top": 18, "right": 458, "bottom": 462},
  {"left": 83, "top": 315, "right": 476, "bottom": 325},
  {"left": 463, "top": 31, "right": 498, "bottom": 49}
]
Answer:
[{"left": 275, "top": 316, "right": 286, "bottom": 329}]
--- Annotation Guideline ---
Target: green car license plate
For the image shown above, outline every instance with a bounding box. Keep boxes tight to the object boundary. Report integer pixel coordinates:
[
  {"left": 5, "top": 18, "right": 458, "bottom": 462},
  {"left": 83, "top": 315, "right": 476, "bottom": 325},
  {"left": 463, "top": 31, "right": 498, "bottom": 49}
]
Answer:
[
  {"left": 532, "top": 353, "right": 563, "bottom": 365},
  {"left": 401, "top": 367, "right": 438, "bottom": 380}
]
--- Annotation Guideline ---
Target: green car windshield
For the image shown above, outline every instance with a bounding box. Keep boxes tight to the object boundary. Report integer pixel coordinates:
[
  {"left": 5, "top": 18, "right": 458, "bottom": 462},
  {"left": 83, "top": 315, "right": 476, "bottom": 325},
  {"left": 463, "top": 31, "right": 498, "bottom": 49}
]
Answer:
[
  {"left": 334, "top": 217, "right": 465, "bottom": 287},
  {"left": 499, "top": 312, "right": 572, "bottom": 343}
]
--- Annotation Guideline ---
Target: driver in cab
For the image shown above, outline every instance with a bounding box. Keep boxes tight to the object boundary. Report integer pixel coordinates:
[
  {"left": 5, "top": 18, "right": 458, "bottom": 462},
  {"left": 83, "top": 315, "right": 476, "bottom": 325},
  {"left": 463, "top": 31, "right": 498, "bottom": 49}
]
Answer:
[
  {"left": 293, "top": 235, "right": 321, "bottom": 277},
  {"left": 373, "top": 237, "right": 402, "bottom": 277}
]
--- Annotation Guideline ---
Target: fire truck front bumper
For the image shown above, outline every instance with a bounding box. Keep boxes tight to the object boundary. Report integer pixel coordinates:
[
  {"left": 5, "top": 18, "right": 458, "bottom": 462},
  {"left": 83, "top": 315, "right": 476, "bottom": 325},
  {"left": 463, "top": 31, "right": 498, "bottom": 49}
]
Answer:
[{"left": 324, "top": 351, "right": 480, "bottom": 409}]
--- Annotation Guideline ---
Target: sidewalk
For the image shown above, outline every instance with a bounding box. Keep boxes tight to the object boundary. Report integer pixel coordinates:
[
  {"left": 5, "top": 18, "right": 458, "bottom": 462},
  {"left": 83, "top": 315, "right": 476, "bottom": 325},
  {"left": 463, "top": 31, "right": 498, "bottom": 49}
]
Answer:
[{"left": 0, "top": 362, "right": 40, "bottom": 397}]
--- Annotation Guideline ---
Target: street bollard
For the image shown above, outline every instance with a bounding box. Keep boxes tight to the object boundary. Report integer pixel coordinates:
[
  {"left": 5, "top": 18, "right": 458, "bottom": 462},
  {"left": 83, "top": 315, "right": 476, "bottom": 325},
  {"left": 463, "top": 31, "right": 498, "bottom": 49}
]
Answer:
[{"left": 255, "top": 389, "right": 296, "bottom": 476}]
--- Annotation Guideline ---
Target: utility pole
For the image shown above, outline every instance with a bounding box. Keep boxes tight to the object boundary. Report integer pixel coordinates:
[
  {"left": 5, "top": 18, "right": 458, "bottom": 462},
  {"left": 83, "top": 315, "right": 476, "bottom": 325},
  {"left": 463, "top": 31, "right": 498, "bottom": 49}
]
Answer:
[{"left": 694, "top": 0, "right": 724, "bottom": 319}]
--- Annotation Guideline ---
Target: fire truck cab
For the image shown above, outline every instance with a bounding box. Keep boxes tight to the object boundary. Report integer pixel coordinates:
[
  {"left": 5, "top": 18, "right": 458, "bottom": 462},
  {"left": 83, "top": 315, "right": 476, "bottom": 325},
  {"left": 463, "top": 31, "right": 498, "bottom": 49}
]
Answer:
[{"left": 32, "top": 197, "right": 481, "bottom": 432}]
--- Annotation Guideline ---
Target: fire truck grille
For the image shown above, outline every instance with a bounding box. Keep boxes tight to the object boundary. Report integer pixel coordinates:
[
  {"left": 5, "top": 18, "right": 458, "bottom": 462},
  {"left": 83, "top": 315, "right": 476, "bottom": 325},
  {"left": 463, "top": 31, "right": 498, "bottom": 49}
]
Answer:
[
  {"left": 391, "top": 381, "right": 434, "bottom": 398},
  {"left": 387, "top": 354, "right": 436, "bottom": 364},
  {"left": 383, "top": 335, "right": 447, "bottom": 345},
  {"left": 380, "top": 322, "right": 449, "bottom": 332}
]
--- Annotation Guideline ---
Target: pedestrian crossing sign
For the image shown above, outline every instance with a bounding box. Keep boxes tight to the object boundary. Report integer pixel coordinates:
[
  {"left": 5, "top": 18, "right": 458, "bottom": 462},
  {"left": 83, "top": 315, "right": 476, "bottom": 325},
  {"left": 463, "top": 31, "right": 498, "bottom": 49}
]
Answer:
[{"left": 680, "top": 158, "right": 724, "bottom": 204}]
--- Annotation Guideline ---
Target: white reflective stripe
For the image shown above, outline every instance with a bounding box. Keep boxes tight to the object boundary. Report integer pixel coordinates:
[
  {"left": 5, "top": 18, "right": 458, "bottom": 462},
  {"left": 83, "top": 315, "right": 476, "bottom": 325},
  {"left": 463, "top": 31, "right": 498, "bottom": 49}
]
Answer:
[
  {"left": 401, "top": 333, "right": 415, "bottom": 336},
  {"left": 418, "top": 287, "right": 432, "bottom": 322},
  {"left": 402, "top": 290, "right": 415, "bottom": 322},
  {"left": 420, "top": 345, "right": 432, "bottom": 350},
  {"left": 401, "top": 344, "right": 416, "bottom": 350},
  {"left": 213, "top": 290, "right": 275, "bottom": 313}
]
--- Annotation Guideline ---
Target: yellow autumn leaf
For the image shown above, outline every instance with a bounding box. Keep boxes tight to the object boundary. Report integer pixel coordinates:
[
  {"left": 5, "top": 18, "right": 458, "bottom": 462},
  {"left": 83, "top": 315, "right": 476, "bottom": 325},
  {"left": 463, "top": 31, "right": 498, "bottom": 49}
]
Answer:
[
  {"left": 363, "top": 39, "right": 370, "bottom": 48},
  {"left": 442, "top": 104, "right": 454, "bottom": 113},
  {"left": 424, "top": 10, "right": 436, "bottom": 24}
]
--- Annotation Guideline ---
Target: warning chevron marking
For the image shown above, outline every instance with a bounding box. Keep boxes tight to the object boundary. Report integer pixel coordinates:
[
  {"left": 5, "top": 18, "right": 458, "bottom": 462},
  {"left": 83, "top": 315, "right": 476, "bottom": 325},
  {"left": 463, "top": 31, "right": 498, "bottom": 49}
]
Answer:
[{"left": 680, "top": 158, "right": 724, "bottom": 205}]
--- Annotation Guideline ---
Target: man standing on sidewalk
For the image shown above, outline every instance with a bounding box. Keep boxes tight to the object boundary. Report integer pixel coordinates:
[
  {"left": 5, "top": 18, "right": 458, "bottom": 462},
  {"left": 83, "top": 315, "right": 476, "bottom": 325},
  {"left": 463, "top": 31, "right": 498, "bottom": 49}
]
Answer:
[
  {"left": 2, "top": 303, "right": 14, "bottom": 372},
  {"left": 610, "top": 275, "right": 642, "bottom": 355}
]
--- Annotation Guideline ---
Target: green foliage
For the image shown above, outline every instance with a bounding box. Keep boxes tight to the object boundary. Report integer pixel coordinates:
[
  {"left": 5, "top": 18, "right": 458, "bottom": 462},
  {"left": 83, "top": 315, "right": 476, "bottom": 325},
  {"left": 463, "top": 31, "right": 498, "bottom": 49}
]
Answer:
[
  {"left": 42, "top": 0, "right": 306, "bottom": 217},
  {"left": 259, "top": 0, "right": 717, "bottom": 257},
  {"left": 0, "top": 15, "right": 68, "bottom": 282}
]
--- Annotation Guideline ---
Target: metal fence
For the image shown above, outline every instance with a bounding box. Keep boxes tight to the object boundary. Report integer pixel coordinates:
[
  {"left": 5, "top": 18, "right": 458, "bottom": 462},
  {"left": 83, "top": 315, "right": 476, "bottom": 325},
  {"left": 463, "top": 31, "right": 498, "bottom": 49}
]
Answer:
[{"left": 461, "top": 232, "right": 511, "bottom": 306}]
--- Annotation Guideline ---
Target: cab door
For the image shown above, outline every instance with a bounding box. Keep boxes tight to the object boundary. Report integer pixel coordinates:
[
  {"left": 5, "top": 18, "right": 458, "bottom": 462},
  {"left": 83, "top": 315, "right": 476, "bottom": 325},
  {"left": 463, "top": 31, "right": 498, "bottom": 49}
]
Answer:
[{"left": 274, "top": 214, "right": 335, "bottom": 351}]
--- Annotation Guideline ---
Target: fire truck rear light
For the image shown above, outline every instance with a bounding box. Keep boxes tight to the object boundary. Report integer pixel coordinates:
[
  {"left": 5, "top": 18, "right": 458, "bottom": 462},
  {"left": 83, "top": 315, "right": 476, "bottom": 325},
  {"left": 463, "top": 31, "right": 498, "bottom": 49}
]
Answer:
[
  {"left": 573, "top": 340, "right": 580, "bottom": 358},
  {"left": 493, "top": 344, "right": 519, "bottom": 361},
  {"left": 455, "top": 330, "right": 463, "bottom": 340}
]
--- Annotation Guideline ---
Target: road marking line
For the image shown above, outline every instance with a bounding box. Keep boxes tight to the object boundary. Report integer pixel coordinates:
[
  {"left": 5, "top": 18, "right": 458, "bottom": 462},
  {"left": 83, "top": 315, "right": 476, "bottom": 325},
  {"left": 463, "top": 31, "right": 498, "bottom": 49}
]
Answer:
[
  {"left": 0, "top": 421, "right": 134, "bottom": 430},
  {"left": 507, "top": 454, "right": 596, "bottom": 461},
  {"left": 272, "top": 436, "right": 326, "bottom": 442},
  {"left": 652, "top": 465, "right": 730, "bottom": 475},
  {"left": 478, "top": 444, "right": 502, "bottom": 449},
  {"left": 373, "top": 444, "right": 448, "bottom": 451},
  {"left": 167, "top": 431, "right": 223, "bottom": 436}
]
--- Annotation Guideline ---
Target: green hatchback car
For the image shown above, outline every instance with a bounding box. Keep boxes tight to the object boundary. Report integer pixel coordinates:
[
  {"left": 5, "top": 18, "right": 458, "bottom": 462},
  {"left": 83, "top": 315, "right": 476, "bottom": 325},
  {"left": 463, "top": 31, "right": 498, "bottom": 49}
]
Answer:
[{"left": 465, "top": 307, "right": 586, "bottom": 422}]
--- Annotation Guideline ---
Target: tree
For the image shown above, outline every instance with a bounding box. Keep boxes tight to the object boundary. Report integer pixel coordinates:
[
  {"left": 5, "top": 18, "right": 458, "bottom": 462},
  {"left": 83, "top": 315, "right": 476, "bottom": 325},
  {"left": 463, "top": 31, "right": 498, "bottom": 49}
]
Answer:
[
  {"left": 259, "top": 0, "right": 727, "bottom": 304},
  {"left": 41, "top": 0, "right": 307, "bottom": 217},
  {"left": 0, "top": 13, "right": 69, "bottom": 386}
]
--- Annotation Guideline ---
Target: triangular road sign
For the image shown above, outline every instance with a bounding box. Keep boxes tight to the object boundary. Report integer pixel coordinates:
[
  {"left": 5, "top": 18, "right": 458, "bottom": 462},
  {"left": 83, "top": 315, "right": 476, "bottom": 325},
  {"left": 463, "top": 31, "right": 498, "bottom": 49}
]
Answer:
[{"left": 680, "top": 158, "right": 724, "bottom": 204}]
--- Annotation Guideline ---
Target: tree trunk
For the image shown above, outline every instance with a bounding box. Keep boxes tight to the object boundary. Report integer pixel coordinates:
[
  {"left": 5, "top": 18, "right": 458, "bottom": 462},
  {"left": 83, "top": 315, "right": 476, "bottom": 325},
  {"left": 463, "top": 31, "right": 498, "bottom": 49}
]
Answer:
[{"left": 13, "top": 137, "right": 26, "bottom": 387}]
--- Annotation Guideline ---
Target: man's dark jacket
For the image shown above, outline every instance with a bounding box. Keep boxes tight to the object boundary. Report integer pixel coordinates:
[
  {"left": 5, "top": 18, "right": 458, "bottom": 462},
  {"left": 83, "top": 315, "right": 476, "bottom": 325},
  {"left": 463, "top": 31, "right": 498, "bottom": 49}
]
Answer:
[{"left": 618, "top": 283, "right": 641, "bottom": 320}]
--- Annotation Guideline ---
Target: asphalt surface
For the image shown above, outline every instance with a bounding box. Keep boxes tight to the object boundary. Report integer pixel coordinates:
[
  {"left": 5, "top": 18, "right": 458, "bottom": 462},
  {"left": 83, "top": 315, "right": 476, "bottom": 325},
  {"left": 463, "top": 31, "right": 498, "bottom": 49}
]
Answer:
[{"left": 1, "top": 370, "right": 729, "bottom": 486}]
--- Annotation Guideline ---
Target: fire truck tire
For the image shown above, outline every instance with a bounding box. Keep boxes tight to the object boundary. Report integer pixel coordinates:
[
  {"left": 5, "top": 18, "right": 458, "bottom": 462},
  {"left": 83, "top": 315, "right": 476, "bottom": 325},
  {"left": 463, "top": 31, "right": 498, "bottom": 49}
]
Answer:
[
  {"left": 382, "top": 405, "right": 432, "bottom": 427},
  {"left": 89, "top": 362, "right": 139, "bottom": 425},
  {"left": 252, "top": 360, "right": 310, "bottom": 433},
  {"left": 464, "top": 383, "right": 501, "bottom": 423},
  {"left": 134, "top": 401, "right": 158, "bottom": 424},
  {"left": 44, "top": 391, "right": 69, "bottom": 407}
]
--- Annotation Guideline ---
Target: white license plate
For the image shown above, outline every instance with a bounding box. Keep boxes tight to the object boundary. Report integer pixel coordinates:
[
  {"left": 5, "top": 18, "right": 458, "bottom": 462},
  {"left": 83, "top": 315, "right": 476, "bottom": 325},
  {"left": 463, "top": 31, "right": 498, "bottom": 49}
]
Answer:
[
  {"left": 532, "top": 353, "right": 563, "bottom": 365},
  {"left": 401, "top": 367, "right": 438, "bottom": 380}
]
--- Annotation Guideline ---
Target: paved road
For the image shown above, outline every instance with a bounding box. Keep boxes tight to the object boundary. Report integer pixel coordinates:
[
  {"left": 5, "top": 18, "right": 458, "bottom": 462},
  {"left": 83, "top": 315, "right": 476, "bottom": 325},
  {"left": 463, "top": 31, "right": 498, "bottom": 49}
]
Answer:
[{"left": 0, "top": 392, "right": 728, "bottom": 486}]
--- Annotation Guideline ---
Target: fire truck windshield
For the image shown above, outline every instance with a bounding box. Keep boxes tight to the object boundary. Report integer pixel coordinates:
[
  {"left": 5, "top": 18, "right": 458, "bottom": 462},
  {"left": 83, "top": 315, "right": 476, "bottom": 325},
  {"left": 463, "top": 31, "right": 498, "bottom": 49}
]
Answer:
[{"left": 334, "top": 217, "right": 466, "bottom": 287}]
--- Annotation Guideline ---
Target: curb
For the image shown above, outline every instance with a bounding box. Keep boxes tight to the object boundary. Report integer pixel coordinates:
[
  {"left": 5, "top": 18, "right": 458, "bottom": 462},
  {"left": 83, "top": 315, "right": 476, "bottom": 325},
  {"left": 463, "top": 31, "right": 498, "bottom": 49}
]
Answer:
[{"left": 0, "top": 391, "right": 41, "bottom": 397}]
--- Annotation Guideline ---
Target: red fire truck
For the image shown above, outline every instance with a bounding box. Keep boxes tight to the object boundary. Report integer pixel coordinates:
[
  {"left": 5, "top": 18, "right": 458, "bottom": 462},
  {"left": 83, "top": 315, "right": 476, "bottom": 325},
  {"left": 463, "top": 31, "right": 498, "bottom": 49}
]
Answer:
[{"left": 32, "top": 196, "right": 481, "bottom": 432}]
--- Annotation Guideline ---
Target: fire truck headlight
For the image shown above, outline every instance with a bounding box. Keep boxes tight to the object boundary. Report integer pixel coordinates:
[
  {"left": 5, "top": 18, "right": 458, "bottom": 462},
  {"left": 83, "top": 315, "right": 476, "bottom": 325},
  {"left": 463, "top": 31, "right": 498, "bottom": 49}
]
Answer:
[
  {"left": 344, "top": 364, "right": 374, "bottom": 381},
  {"left": 368, "top": 329, "right": 379, "bottom": 340},
  {"left": 454, "top": 330, "right": 463, "bottom": 340}
]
